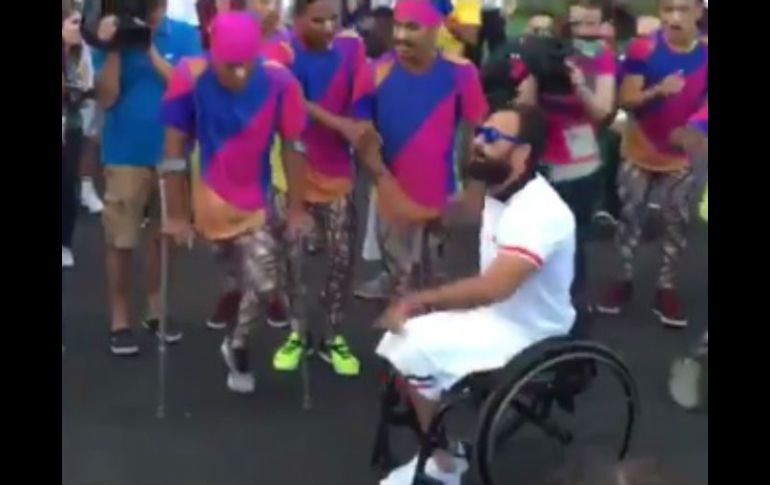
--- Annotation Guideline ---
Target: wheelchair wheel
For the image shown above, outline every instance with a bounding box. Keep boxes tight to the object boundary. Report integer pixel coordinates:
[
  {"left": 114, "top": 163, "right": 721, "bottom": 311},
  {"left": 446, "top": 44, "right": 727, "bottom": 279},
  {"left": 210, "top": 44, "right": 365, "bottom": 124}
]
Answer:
[{"left": 475, "top": 338, "right": 639, "bottom": 485}]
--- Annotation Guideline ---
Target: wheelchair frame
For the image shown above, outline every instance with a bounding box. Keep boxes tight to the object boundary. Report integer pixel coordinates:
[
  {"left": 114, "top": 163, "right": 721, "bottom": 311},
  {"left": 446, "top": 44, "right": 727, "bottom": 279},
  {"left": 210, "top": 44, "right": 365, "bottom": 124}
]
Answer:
[{"left": 371, "top": 336, "right": 639, "bottom": 485}]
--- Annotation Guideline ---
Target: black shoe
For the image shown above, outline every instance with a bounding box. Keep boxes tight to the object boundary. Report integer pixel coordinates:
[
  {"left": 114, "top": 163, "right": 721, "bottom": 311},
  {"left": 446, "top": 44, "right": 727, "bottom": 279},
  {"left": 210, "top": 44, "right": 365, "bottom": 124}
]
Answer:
[
  {"left": 110, "top": 329, "right": 140, "bottom": 356},
  {"left": 142, "top": 317, "right": 183, "bottom": 344}
]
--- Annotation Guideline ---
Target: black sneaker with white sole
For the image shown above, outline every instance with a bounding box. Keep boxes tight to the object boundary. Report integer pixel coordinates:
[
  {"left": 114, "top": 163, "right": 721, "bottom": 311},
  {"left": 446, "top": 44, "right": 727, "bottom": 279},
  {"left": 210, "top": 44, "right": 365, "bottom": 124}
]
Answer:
[
  {"left": 142, "top": 317, "right": 184, "bottom": 343},
  {"left": 110, "top": 329, "right": 140, "bottom": 356}
]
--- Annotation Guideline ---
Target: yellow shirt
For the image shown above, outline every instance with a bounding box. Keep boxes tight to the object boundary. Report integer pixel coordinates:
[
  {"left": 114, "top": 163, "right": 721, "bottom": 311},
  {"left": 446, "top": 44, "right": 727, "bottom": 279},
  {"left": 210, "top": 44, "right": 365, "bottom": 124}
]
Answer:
[{"left": 436, "top": 0, "right": 482, "bottom": 57}]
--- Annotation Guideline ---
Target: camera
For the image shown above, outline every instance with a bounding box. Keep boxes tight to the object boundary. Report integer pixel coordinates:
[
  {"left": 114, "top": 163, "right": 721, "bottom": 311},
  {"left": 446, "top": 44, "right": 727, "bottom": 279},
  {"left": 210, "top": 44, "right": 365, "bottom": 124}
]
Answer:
[
  {"left": 519, "top": 36, "right": 575, "bottom": 96},
  {"left": 81, "top": 0, "right": 154, "bottom": 50}
]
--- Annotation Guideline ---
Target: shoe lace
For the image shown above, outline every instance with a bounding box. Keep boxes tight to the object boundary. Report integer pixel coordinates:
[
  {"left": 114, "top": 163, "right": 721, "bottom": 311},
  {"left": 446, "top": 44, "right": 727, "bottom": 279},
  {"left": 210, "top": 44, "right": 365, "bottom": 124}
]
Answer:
[
  {"left": 280, "top": 335, "right": 303, "bottom": 354},
  {"left": 328, "top": 338, "right": 352, "bottom": 359}
]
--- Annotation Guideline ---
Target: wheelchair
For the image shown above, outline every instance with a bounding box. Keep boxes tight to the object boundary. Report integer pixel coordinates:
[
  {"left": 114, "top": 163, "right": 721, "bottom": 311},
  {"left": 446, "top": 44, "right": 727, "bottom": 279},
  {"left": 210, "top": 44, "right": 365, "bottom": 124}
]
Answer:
[{"left": 370, "top": 323, "right": 639, "bottom": 485}]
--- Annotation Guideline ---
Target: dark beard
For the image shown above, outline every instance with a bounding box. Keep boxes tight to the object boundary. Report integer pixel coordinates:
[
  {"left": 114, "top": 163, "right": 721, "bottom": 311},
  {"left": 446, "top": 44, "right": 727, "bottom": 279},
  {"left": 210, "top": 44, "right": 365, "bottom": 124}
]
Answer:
[
  {"left": 465, "top": 160, "right": 511, "bottom": 186},
  {"left": 464, "top": 152, "right": 536, "bottom": 202}
]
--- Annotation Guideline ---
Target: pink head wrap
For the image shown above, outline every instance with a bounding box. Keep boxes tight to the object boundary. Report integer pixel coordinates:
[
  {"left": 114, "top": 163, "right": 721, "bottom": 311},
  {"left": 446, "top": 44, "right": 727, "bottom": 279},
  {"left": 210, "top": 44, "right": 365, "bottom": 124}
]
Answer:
[
  {"left": 394, "top": 0, "right": 446, "bottom": 28},
  {"left": 210, "top": 12, "right": 262, "bottom": 64}
]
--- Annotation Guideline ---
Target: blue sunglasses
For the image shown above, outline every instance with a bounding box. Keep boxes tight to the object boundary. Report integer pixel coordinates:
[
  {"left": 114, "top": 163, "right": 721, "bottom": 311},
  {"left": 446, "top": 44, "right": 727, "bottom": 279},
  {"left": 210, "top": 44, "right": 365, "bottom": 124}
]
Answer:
[{"left": 475, "top": 126, "right": 523, "bottom": 145}]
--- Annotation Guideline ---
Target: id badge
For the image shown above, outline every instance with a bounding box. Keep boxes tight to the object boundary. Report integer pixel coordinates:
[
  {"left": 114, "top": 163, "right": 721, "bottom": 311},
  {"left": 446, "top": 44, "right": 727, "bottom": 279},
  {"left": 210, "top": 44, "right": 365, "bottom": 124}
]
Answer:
[{"left": 564, "top": 124, "right": 599, "bottom": 163}]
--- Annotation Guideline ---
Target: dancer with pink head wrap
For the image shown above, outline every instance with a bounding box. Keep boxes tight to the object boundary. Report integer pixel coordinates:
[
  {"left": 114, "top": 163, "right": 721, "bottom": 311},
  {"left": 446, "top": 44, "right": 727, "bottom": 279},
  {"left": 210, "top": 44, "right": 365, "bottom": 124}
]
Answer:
[{"left": 159, "top": 12, "right": 313, "bottom": 394}]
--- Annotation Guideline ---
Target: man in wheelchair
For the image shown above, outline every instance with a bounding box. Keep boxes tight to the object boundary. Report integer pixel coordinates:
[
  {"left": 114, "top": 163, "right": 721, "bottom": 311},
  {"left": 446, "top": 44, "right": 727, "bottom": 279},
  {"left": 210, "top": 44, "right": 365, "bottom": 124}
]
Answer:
[{"left": 375, "top": 104, "right": 577, "bottom": 485}]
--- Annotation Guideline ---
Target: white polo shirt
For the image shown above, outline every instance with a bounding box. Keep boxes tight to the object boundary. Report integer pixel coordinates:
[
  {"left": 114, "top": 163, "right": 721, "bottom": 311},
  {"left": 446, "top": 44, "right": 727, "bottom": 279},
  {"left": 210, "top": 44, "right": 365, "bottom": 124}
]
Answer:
[
  {"left": 167, "top": 0, "right": 200, "bottom": 26},
  {"left": 479, "top": 174, "right": 576, "bottom": 338}
]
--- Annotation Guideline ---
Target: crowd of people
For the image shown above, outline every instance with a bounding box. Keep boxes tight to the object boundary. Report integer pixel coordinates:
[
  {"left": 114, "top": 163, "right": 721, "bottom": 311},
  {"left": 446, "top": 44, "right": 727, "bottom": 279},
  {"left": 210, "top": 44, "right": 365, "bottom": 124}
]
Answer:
[{"left": 62, "top": 0, "right": 708, "bottom": 483}]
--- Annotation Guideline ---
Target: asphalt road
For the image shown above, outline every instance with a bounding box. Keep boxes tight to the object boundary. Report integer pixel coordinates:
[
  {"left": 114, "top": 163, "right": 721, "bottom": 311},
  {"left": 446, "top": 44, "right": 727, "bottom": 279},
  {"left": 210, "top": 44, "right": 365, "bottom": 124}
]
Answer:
[{"left": 62, "top": 206, "right": 708, "bottom": 485}]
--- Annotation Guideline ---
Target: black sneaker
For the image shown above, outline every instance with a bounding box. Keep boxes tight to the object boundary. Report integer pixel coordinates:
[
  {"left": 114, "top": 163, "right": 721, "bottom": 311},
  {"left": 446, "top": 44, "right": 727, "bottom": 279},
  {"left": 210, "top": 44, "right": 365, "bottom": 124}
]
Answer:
[
  {"left": 142, "top": 317, "right": 183, "bottom": 344},
  {"left": 110, "top": 329, "right": 140, "bottom": 356}
]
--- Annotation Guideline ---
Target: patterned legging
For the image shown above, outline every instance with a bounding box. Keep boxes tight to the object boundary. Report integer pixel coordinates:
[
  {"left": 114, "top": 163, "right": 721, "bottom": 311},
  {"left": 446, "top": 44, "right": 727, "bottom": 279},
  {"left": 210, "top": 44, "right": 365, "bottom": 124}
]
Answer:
[
  {"left": 306, "top": 195, "right": 357, "bottom": 336},
  {"left": 212, "top": 224, "right": 279, "bottom": 349},
  {"left": 615, "top": 161, "right": 695, "bottom": 289}
]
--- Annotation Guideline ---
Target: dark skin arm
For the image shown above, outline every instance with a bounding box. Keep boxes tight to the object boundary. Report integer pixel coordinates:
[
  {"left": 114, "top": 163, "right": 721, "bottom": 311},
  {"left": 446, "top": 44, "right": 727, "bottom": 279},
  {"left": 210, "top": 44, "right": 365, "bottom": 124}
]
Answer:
[
  {"left": 281, "top": 140, "right": 314, "bottom": 239},
  {"left": 148, "top": 45, "right": 175, "bottom": 82},
  {"left": 160, "top": 127, "right": 194, "bottom": 245},
  {"left": 619, "top": 72, "right": 685, "bottom": 111},
  {"left": 446, "top": 16, "right": 480, "bottom": 46},
  {"left": 96, "top": 52, "right": 121, "bottom": 109}
]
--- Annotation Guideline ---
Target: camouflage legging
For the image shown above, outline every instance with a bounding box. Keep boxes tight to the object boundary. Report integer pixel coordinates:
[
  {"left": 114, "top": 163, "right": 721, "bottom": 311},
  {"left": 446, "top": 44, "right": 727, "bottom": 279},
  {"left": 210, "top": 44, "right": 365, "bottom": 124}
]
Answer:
[
  {"left": 306, "top": 195, "right": 357, "bottom": 335},
  {"left": 615, "top": 161, "right": 696, "bottom": 289},
  {"left": 377, "top": 217, "right": 444, "bottom": 300},
  {"left": 212, "top": 224, "right": 279, "bottom": 349}
]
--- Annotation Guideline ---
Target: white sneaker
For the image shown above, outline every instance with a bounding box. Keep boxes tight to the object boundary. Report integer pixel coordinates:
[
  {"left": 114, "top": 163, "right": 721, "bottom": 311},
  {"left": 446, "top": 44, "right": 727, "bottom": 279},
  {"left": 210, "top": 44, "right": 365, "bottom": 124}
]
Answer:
[
  {"left": 81, "top": 179, "right": 104, "bottom": 214},
  {"left": 220, "top": 339, "right": 255, "bottom": 394},
  {"left": 62, "top": 247, "right": 75, "bottom": 268},
  {"left": 380, "top": 454, "right": 468, "bottom": 485}
]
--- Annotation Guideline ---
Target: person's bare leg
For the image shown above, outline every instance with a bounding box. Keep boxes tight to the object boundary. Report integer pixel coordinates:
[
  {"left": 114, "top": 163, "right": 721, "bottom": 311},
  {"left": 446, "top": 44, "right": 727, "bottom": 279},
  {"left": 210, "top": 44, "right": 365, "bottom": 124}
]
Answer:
[
  {"left": 146, "top": 232, "right": 163, "bottom": 319},
  {"left": 79, "top": 137, "right": 100, "bottom": 178},
  {"left": 406, "top": 384, "right": 457, "bottom": 473},
  {"left": 106, "top": 247, "right": 132, "bottom": 331}
]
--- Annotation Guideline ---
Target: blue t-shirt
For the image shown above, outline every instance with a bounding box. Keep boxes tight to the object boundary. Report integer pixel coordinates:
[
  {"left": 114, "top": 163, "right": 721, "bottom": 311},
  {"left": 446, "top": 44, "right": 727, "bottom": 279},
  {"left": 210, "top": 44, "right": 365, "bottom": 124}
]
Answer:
[{"left": 93, "top": 17, "right": 202, "bottom": 166}]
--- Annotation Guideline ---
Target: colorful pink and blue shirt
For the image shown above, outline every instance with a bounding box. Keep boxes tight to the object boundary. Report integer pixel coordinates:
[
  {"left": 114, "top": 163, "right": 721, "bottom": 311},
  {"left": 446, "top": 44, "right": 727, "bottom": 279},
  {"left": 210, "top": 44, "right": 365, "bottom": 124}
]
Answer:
[
  {"left": 161, "top": 56, "right": 307, "bottom": 240},
  {"left": 622, "top": 30, "right": 708, "bottom": 171},
  {"left": 353, "top": 52, "right": 488, "bottom": 215}
]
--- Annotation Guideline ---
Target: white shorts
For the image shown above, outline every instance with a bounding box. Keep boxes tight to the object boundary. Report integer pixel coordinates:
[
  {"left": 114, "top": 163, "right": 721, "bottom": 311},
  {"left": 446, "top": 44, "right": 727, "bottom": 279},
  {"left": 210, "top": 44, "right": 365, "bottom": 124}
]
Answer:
[{"left": 376, "top": 308, "right": 557, "bottom": 400}]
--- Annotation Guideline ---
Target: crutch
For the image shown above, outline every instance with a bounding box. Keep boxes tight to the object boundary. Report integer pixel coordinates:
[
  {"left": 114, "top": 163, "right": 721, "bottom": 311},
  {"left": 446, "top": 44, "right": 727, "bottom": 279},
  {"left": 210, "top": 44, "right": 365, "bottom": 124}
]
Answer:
[
  {"left": 156, "top": 176, "right": 170, "bottom": 419},
  {"left": 286, "top": 234, "right": 312, "bottom": 411}
]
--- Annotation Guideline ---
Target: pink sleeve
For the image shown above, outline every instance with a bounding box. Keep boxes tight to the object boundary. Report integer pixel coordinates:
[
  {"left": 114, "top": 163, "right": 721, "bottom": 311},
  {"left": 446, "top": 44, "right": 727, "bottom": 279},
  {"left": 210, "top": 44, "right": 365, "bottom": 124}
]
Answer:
[
  {"left": 279, "top": 75, "right": 307, "bottom": 141},
  {"left": 261, "top": 41, "right": 293, "bottom": 68},
  {"left": 458, "top": 64, "right": 489, "bottom": 126},
  {"left": 510, "top": 54, "right": 529, "bottom": 83},
  {"left": 595, "top": 46, "right": 616, "bottom": 76},
  {"left": 623, "top": 37, "right": 654, "bottom": 75},
  {"left": 161, "top": 59, "right": 196, "bottom": 135},
  {"left": 352, "top": 61, "right": 377, "bottom": 120}
]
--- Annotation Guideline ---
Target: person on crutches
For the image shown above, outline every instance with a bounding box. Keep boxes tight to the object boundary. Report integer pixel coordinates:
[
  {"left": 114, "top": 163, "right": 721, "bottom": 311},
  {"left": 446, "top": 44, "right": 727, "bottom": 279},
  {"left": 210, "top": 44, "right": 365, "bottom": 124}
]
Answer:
[
  {"left": 159, "top": 11, "right": 312, "bottom": 394},
  {"left": 668, "top": 100, "right": 707, "bottom": 412}
]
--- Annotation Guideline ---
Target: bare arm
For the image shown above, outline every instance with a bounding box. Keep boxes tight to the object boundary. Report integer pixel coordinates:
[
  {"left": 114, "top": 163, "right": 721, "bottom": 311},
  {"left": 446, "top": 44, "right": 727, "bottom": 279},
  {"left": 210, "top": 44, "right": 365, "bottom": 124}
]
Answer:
[
  {"left": 516, "top": 75, "right": 537, "bottom": 105},
  {"left": 355, "top": 120, "right": 389, "bottom": 180},
  {"left": 446, "top": 17, "right": 480, "bottom": 46},
  {"left": 306, "top": 101, "right": 348, "bottom": 134},
  {"left": 148, "top": 46, "right": 175, "bottom": 83},
  {"left": 574, "top": 74, "right": 615, "bottom": 123},
  {"left": 281, "top": 141, "right": 308, "bottom": 216},
  {"left": 160, "top": 128, "right": 192, "bottom": 225},
  {"left": 619, "top": 74, "right": 662, "bottom": 111},
  {"left": 410, "top": 254, "right": 537, "bottom": 311},
  {"left": 96, "top": 51, "right": 121, "bottom": 109}
]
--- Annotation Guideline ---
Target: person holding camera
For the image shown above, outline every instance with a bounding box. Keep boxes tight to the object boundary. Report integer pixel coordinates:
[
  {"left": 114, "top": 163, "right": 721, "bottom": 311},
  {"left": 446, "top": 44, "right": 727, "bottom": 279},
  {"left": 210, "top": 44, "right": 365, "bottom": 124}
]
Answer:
[
  {"left": 93, "top": 0, "right": 203, "bottom": 356},
  {"left": 595, "top": 0, "right": 707, "bottom": 328},
  {"left": 516, "top": 0, "right": 616, "bottom": 313},
  {"left": 62, "top": 0, "right": 94, "bottom": 269}
]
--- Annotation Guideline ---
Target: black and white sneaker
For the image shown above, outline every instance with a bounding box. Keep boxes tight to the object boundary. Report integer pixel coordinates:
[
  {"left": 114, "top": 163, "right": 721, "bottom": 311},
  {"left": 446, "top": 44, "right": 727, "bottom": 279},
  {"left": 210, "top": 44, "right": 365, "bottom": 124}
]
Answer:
[
  {"left": 142, "top": 318, "right": 183, "bottom": 344},
  {"left": 110, "top": 329, "right": 140, "bottom": 356},
  {"left": 220, "top": 338, "right": 255, "bottom": 394}
]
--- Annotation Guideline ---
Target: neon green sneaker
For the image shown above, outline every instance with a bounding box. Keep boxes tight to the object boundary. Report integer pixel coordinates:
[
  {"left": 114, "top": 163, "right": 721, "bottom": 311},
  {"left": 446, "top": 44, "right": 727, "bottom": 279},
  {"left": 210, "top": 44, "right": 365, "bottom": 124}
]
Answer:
[
  {"left": 319, "top": 335, "right": 360, "bottom": 377},
  {"left": 273, "top": 331, "right": 304, "bottom": 372}
]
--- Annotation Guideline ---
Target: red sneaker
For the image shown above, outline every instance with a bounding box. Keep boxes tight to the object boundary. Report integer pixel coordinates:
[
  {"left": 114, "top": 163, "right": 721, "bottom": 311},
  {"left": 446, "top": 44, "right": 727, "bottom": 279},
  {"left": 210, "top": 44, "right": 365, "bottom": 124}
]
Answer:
[
  {"left": 595, "top": 281, "right": 633, "bottom": 315},
  {"left": 266, "top": 295, "right": 290, "bottom": 329},
  {"left": 207, "top": 291, "right": 241, "bottom": 330},
  {"left": 653, "top": 288, "right": 688, "bottom": 328}
]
